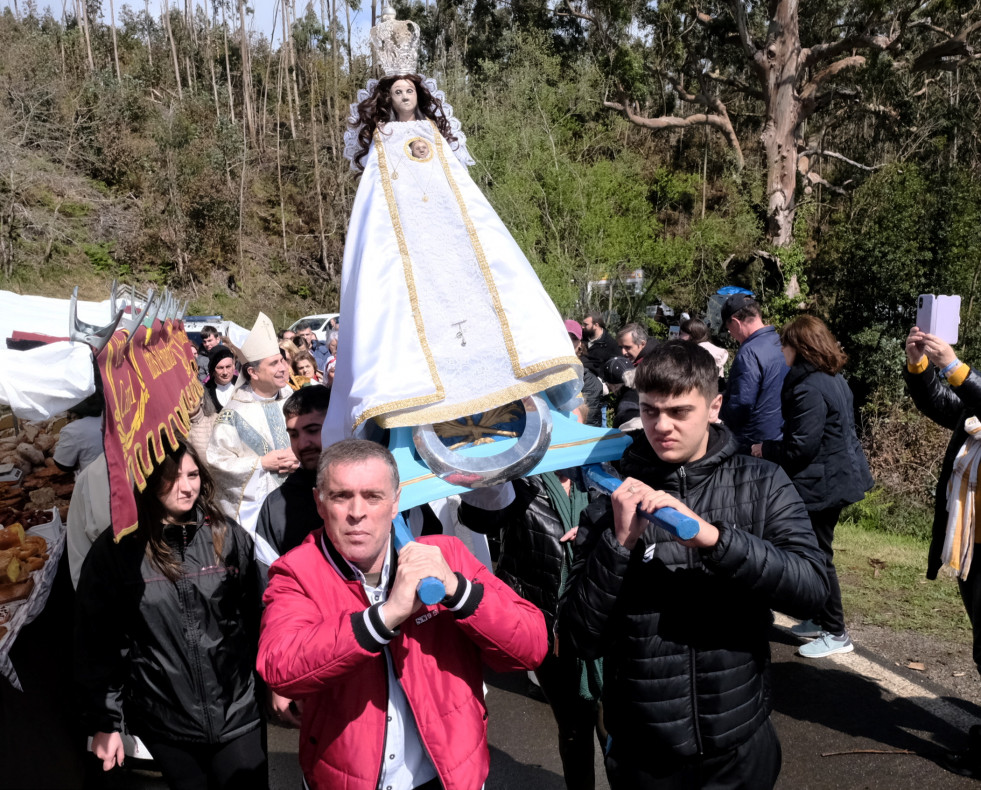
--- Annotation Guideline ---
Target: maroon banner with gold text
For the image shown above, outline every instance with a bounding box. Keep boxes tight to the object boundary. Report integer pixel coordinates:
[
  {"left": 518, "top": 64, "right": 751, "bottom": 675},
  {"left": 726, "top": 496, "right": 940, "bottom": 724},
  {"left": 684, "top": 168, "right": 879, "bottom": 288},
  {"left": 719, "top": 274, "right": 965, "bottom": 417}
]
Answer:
[{"left": 98, "top": 319, "right": 203, "bottom": 540}]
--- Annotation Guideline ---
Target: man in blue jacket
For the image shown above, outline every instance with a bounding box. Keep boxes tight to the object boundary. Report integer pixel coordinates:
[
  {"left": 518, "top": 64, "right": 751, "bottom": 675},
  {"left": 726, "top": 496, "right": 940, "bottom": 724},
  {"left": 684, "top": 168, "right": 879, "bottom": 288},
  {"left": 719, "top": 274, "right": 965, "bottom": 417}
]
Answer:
[{"left": 720, "top": 294, "right": 787, "bottom": 453}]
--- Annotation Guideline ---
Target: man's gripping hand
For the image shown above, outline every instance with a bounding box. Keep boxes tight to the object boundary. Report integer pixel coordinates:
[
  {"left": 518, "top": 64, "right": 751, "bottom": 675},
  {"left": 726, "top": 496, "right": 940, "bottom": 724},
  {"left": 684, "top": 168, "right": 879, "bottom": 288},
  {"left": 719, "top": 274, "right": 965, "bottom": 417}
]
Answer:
[
  {"left": 612, "top": 477, "right": 719, "bottom": 550},
  {"left": 380, "top": 542, "right": 459, "bottom": 629}
]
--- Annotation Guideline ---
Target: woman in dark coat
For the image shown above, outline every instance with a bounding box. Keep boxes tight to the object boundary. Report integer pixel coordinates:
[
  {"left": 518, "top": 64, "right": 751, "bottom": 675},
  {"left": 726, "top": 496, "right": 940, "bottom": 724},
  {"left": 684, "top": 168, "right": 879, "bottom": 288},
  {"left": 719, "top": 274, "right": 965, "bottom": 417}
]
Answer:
[
  {"left": 75, "top": 440, "right": 265, "bottom": 790},
  {"left": 752, "top": 315, "right": 873, "bottom": 658}
]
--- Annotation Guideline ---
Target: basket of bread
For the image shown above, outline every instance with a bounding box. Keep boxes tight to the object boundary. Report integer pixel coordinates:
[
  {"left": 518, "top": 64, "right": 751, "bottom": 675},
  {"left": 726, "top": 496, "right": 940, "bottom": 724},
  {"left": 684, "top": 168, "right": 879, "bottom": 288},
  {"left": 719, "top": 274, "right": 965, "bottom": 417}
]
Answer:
[
  {"left": 0, "top": 418, "right": 76, "bottom": 527},
  {"left": 0, "top": 522, "right": 50, "bottom": 638}
]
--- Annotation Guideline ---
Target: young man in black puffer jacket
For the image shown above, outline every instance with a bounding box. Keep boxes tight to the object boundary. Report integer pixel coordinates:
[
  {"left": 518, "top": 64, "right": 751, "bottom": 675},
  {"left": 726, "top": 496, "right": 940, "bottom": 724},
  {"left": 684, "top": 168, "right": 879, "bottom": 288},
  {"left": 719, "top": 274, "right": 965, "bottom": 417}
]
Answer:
[{"left": 560, "top": 340, "right": 829, "bottom": 789}]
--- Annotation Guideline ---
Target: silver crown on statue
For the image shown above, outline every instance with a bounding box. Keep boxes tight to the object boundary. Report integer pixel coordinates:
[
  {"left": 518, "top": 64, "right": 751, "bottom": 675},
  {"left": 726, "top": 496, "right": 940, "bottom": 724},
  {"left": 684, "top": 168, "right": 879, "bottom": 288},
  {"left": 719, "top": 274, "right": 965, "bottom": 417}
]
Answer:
[{"left": 370, "top": 5, "right": 421, "bottom": 77}]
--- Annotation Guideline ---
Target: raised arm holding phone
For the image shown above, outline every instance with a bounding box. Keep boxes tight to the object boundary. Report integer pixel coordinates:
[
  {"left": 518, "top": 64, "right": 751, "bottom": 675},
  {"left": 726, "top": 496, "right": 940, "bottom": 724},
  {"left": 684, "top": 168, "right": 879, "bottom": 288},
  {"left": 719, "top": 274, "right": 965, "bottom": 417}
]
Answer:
[{"left": 903, "top": 315, "right": 981, "bottom": 778}]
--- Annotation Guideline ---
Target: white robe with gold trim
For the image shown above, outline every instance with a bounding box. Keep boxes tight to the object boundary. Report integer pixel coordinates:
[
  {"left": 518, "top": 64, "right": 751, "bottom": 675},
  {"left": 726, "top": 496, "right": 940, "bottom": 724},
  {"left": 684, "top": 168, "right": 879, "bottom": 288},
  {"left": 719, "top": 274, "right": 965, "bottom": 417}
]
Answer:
[
  {"left": 207, "top": 384, "right": 293, "bottom": 537},
  {"left": 325, "top": 119, "right": 582, "bottom": 441}
]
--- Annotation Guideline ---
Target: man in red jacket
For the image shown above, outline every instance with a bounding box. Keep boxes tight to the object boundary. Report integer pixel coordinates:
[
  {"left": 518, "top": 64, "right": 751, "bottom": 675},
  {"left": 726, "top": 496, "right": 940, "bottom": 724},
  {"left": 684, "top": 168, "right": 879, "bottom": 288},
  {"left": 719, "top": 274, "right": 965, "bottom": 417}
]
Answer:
[{"left": 258, "top": 439, "right": 548, "bottom": 790}]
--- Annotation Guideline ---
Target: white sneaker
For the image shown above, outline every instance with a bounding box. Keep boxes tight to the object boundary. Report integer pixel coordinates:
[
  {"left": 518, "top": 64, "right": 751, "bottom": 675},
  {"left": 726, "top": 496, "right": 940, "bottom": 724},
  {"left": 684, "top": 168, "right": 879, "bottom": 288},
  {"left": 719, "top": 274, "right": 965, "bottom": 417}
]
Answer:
[{"left": 798, "top": 631, "right": 854, "bottom": 659}]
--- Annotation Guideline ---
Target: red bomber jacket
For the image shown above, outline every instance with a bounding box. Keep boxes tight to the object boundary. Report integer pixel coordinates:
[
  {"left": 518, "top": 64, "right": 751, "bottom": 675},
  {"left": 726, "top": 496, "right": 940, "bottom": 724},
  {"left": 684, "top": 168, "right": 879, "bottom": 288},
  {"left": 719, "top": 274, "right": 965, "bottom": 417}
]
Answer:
[{"left": 257, "top": 530, "right": 548, "bottom": 790}]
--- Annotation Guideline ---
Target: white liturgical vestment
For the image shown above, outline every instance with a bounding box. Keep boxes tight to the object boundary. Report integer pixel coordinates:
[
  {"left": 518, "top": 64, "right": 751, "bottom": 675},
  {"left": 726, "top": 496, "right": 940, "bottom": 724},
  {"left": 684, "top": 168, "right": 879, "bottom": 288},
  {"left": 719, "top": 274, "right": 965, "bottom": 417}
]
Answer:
[{"left": 207, "top": 384, "right": 293, "bottom": 536}]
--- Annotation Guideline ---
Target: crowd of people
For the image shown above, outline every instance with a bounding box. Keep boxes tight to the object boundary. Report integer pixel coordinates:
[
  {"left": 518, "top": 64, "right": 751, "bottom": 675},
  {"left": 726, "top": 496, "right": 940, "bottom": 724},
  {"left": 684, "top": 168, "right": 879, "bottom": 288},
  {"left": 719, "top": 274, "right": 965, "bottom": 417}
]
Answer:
[{"left": 56, "top": 288, "right": 981, "bottom": 790}]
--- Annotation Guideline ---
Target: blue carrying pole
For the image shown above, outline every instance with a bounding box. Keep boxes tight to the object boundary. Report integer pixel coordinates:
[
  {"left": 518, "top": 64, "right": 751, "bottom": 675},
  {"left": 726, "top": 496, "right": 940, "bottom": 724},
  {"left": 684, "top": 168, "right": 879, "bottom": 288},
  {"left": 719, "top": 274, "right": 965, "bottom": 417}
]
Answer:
[
  {"left": 392, "top": 514, "right": 446, "bottom": 605},
  {"left": 582, "top": 464, "right": 700, "bottom": 541}
]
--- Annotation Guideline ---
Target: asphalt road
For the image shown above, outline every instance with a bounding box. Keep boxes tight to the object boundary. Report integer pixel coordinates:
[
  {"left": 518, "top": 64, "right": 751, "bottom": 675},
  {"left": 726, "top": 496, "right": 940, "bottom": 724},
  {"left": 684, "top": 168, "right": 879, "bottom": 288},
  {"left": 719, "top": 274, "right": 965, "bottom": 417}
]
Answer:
[
  {"left": 5, "top": 565, "right": 980, "bottom": 790},
  {"left": 486, "top": 618, "right": 981, "bottom": 790},
  {"left": 104, "top": 618, "right": 981, "bottom": 790}
]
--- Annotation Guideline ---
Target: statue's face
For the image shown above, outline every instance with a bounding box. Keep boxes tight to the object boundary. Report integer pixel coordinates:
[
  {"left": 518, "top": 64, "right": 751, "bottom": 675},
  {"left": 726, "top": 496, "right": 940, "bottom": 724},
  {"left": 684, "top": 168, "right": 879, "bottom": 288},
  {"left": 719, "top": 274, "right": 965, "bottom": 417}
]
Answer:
[{"left": 389, "top": 79, "right": 418, "bottom": 120}]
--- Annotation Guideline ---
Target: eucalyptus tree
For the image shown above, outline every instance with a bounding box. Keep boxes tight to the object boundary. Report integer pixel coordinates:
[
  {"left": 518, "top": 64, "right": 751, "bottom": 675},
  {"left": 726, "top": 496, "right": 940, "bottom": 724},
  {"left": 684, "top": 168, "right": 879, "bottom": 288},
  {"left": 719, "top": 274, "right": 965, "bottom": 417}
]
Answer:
[{"left": 561, "top": 0, "right": 981, "bottom": 248}]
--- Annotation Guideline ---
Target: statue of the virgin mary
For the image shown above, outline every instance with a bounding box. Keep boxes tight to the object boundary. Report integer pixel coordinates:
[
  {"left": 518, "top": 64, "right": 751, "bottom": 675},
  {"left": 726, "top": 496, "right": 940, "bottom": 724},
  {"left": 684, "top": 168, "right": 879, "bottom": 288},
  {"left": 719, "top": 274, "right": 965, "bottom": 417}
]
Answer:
[{"left": 323, "top": 6, "right": 583, "bottom": 445}]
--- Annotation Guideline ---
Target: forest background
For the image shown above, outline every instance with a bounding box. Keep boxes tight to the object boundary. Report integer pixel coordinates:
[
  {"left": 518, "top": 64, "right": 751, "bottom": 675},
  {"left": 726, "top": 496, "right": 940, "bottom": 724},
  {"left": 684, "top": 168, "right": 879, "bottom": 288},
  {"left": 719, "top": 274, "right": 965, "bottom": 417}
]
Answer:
[{"left": 0, "top": 0, "right": 979, "bottom": 533}]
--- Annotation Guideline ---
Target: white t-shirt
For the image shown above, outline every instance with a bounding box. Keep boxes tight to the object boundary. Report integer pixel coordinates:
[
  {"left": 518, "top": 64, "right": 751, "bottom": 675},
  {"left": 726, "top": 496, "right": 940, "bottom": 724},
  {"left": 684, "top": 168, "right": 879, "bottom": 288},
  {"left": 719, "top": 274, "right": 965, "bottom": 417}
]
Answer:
[{"left": 53, "top": 415, "right": 104, "bottom": 473}]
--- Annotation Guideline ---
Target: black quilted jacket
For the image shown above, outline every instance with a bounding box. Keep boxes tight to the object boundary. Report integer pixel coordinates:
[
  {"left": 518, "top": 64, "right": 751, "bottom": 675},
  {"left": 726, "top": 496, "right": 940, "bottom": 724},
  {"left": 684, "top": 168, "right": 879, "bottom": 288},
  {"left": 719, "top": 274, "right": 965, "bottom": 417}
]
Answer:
[
  {"left": 560, "top": 424, "right": 828, "bottom": 759},
  {"left": 75, "top": 513, "right": 262, "bottom": 745},
  {"left": 459, "top": 474, "right": 592, "bottom": 646},
  {"left": 761, "top": 361, "right": 873, "bottom": 511}
]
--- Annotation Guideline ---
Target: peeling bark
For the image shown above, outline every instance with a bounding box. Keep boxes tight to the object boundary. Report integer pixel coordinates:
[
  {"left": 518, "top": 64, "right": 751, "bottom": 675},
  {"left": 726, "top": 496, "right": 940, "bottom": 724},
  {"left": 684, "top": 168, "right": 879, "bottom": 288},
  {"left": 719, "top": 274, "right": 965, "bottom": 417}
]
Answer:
[{"left": 758, "top": 0, "right": 803, "bottom": 247}]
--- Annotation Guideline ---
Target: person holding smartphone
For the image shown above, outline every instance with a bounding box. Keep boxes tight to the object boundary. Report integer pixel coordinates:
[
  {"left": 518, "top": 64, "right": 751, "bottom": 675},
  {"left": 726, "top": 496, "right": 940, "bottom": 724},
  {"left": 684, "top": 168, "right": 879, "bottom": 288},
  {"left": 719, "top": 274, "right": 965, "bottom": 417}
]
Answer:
[{"left": 904, "top": 324, "right": 981, "bottom": 778}]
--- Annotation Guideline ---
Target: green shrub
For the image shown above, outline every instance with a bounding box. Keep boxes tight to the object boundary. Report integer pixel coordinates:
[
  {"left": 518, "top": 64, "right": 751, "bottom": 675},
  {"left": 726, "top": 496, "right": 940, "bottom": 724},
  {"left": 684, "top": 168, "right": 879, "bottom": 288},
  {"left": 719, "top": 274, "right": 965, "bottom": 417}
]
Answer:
[{"left": 841, "top": 487, "right": 934, "bottom": 542}]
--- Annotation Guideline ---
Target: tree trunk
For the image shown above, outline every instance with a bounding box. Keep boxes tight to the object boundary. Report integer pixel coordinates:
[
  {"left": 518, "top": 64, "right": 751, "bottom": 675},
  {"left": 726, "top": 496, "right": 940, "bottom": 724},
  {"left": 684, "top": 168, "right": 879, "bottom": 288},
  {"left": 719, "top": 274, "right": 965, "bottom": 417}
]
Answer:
[
  {"left": 108, "top": 0, "right": 122, "bottom": 81},
  {"left": 204, "top": 7, "right": 221, "bottom": 121},
  {"left": 144, "top": 0, "right": 154, "bottom": 68},
  {"left": 237, "top": 0, "right": 256, "bottom": 143},
  {"left": 218, "top": 0, "right": 235, "bottom": 122},
  {"left": 59, "top": 3, "right": 67, "bottom": 76},
  {"left": 310, "top": 71, "right": 330, "bottom": 275},
  {"left": 164, "top": 1, "right": 184, "bottom": 100},
  {"left": 276, "top": 51, "right": 288, "bottom": 255},
  {"left": 345, "top": 0, "right": 353, "bottom": 74},
  {"left": 78, "top": 0, "right": 95, "bottom": 71},
  {"left": 238, "top": 120, "right": 247, "bottom": 272},
  {"left": 329, "top": 0, "right": 339, "bottom": 110},
  {"left": 758, "top": 0, "right": 803, "bottom": 248},
  {"left": 260, "top": 0, "right": 282, "bottom": 145},
  {"left": 281, "top": 0, "right": 298, "bottom": 138}
]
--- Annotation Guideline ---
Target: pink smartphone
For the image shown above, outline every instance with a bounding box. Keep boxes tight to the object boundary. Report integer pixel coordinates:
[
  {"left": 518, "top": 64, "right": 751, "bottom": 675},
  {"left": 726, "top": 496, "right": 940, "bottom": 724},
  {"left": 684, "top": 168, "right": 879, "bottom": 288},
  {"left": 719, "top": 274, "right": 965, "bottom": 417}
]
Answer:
[{"left": 917, "top": 294, "right": 961, "bottom": 344}]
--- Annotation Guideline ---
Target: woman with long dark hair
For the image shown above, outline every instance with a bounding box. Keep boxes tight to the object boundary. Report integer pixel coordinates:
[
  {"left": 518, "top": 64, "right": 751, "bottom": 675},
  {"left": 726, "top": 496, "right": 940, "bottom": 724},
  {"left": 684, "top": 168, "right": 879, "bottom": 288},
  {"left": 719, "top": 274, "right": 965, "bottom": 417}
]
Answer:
[
  {"left": 75, "top": 440, "right": 266, "bottom": 789},
  {"left": 752, "top": 315, "right": 873, "bottom": 658}
]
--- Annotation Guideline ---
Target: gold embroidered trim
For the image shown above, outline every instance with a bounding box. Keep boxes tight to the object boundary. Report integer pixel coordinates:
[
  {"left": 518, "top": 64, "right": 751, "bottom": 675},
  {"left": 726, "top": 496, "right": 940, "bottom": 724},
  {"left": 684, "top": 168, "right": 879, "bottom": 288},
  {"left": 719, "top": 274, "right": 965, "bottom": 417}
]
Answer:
[
  {"left": 372, "top": 367, "right": 579, "bottom": 429},
  {"left": 351, "top": 125, "right": 580, "bottom": 432},
  {"left": 113, "top": 522, "right": 139, "bottom": 542},
  {"left": 516, "top": 355, "right": 582, "bottom": 378},
  {"left": 432, "top": 121, "right": 579, "bottom": 381},
  {"left": 234, "top": 456, "right": 261, "bottom": 518},
  {"left": 351, "top": 129, "right": 446, "bottom": 432}
]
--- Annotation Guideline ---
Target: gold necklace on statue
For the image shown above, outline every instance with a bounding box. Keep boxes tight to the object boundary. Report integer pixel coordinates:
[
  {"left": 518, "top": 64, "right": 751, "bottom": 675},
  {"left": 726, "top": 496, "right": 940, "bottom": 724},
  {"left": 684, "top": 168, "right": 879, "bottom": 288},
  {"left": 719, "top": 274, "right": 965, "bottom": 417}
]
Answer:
[
  {"left": 389, "top": 148, "right": 406, "bottom": 180},
  {"left": 404, "top": 159, "right": 437, "bottom": 202}
]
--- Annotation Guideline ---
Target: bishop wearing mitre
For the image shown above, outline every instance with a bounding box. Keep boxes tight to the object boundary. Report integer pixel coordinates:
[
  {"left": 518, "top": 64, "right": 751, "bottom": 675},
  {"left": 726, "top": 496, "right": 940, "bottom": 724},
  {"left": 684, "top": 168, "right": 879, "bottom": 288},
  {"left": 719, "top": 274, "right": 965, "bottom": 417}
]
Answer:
[{"left": 207, "top": 312, "right": 298, "bottom": 537}]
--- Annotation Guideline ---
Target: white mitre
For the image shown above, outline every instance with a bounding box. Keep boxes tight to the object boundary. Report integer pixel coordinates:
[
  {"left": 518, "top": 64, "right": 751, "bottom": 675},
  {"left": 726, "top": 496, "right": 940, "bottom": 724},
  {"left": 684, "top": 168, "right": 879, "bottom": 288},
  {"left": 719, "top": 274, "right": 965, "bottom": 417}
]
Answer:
[
  {"left": 370, "top": 4, "right": 420, "bottom": 77},
  {"left": 238, "top": 312, "right": 279, "bottom": 362}
]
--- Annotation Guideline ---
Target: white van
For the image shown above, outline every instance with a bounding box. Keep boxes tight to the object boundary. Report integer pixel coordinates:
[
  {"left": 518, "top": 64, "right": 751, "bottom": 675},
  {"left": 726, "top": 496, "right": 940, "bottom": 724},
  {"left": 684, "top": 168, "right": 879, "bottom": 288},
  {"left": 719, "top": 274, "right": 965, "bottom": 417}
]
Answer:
[{"left": 289, "top": 313, "right": 339, "bottom": 342}]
